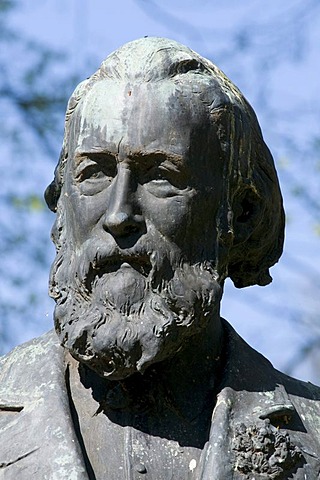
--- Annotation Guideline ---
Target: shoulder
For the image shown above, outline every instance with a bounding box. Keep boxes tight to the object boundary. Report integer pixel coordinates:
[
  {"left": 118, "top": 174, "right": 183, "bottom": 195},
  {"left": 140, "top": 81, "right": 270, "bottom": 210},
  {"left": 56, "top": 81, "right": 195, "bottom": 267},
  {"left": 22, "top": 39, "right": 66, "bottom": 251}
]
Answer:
[
  {"left": 0, "top": 330, "right": 64, "bottom": 398},
  {"left": 275, "top": 365, "right": 320, "bottom": 442},
  {"left": 221, "top": 317, "right": 320, "bottom": 422},
  {"left": 0, "top": 329, "right": 60, "bottom": 370},
  {"left": 222, "top": 317, "right": 320, "bottom": 396}
]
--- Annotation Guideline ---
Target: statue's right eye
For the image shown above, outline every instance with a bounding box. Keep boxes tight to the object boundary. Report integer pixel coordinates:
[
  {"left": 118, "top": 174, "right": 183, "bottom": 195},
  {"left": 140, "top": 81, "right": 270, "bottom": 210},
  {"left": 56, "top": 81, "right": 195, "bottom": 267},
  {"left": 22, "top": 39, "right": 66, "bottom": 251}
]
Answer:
[
  {"left": 75, "top": 155, "right": 117, "bottom": 182},
  {"left": 74, "top": 155, "right": 117, "bottom": 194},
  {"left": 77, "top": 163, "right": 106, "bottom": 181}
]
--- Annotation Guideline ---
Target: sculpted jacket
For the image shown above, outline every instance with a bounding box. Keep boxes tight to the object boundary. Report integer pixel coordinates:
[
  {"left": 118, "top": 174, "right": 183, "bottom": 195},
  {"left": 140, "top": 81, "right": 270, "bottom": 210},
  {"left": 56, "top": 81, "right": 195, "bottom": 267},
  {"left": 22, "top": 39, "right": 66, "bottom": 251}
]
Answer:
[{"left": 0, "top": 320, "right": 320, "bottom": 479}]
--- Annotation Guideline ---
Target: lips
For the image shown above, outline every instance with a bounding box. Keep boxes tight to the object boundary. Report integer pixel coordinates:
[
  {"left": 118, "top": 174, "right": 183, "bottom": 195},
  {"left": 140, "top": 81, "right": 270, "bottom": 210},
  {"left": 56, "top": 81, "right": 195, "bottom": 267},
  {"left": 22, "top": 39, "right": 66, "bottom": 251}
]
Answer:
[{"left": 93, "top": 254, "right": 152, "bottom": 278}]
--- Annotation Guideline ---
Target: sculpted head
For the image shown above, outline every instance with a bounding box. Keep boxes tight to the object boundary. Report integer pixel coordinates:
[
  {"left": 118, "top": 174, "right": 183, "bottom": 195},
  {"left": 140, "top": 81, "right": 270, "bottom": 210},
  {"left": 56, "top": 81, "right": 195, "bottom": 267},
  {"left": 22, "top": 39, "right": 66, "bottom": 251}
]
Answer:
[{"left": 45, "top": 37, "right": 284, "bottom": 379}]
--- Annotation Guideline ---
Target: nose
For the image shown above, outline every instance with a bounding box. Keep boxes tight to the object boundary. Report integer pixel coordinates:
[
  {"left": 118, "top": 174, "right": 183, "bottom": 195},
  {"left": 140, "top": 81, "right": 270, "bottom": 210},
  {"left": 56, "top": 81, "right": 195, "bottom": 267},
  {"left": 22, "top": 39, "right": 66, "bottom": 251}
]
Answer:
[{"left": 103, "top": 166, "right": 145, "bottom": 238}]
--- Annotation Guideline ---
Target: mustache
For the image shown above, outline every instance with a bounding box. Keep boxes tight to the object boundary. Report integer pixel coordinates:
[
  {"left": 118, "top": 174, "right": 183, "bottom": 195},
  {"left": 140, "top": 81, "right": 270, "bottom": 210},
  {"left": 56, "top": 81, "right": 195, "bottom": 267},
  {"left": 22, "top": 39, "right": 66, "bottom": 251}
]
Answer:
[{"left": 74, "top": 235, "right": 183, "bottom": 289}]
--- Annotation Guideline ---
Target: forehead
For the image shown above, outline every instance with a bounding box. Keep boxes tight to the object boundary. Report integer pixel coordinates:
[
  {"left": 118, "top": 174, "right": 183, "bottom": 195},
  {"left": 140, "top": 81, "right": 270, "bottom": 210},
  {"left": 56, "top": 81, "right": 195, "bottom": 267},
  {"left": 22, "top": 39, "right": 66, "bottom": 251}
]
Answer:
[{"left": 70, "top": 79, "right": 216, "bottom": 157}]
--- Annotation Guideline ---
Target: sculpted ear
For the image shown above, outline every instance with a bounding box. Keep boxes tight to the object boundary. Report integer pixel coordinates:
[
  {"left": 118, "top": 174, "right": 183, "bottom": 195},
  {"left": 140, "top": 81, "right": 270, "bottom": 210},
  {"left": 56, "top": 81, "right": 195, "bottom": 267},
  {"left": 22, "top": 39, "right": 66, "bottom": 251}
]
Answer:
[
  {"left": 227, "top": 186, "right": 275, "bottom": 288},
  {"left": 232, "top": 188, "right": 262, "bottom": 246}
]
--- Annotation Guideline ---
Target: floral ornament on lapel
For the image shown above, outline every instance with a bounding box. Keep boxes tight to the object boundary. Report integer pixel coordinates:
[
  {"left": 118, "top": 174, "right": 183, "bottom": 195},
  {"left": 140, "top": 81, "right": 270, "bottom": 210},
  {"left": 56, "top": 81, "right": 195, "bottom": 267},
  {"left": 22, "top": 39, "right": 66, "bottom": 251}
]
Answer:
[{"left": 232, "top": 419, "right": 305, "bottom": 478}]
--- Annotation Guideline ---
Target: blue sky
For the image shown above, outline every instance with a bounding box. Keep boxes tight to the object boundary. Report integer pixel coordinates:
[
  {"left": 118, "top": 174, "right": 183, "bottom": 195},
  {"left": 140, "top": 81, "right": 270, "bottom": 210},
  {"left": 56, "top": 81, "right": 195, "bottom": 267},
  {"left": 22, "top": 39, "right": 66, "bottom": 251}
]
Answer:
[{"left": 5, "top": 0, "right": 320, "bottom": 383}]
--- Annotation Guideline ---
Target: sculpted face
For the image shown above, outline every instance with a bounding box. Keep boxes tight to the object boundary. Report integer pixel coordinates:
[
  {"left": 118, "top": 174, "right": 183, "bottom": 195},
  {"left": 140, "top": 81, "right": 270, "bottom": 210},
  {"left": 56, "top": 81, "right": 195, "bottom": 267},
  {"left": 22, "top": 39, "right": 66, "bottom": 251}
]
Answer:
[
  {"left": 67, "top": 80, "right": 223, "bottom": 259},
  {"left": 53, "top": 79, "right": 224, "bottom": 379}
]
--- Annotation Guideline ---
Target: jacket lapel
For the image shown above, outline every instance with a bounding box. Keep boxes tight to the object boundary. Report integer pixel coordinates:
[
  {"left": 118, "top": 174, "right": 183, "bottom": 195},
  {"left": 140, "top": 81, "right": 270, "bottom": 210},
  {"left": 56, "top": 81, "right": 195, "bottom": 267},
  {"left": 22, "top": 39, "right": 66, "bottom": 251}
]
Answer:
[{"left": 0, "top": 330, "right": 89, "bottom": 480}]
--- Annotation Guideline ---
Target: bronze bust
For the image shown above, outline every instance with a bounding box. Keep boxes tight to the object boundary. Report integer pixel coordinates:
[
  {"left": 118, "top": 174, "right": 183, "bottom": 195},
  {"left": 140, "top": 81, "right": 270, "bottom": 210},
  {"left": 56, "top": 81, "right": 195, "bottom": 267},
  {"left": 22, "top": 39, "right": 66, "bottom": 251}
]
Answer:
[{"left": 0, "top": 37, "right": 319, "bottom": 479}]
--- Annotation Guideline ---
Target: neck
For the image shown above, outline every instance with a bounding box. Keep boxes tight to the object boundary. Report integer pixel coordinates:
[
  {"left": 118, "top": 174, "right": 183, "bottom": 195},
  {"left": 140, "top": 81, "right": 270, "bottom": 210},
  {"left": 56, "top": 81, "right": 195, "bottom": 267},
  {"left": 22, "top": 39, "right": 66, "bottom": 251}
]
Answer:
[
  {"left": 77, "top": 311, "right": 224, "bottom": 420},
  {"left": 158, "top": 310, "right": 224, "bottom": 419}
]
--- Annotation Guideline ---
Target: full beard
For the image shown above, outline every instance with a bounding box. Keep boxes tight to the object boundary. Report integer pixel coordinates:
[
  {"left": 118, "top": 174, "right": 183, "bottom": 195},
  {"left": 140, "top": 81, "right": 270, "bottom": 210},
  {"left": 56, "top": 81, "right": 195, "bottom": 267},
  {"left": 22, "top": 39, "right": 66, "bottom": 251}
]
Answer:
[{"left": 50, "top": 237, "right": 222, "bottom": 380}]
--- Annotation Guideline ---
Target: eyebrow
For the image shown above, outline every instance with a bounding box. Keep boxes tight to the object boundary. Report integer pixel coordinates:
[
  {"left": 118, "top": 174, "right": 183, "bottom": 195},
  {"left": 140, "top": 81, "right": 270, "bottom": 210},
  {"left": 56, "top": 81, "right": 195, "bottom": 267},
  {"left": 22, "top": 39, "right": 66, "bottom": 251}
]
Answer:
[
  {"left": 74, "top": 150, "right": 116, "bottom": 166},
  {"left": 74, "top": 149, "right": 184, "bottom": 167},
  {"left": 131, "top": 151, "right": 184, "bottom": 163}
]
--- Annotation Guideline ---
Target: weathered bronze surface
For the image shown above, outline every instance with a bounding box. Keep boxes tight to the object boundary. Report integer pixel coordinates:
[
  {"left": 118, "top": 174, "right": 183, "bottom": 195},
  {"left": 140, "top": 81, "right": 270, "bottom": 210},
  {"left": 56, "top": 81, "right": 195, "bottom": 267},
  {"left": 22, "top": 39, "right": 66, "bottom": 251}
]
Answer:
[{"left": 1, "top": 38, "right": 319, "bottom": 479}]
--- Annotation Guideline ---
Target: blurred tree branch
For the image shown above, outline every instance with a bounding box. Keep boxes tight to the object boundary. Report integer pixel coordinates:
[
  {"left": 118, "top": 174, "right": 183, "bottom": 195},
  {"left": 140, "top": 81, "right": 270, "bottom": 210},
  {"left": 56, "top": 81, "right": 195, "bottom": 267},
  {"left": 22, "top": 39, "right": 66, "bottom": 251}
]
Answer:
[{"left": 0, "top": 0, "right": 80, "bottom": 352}]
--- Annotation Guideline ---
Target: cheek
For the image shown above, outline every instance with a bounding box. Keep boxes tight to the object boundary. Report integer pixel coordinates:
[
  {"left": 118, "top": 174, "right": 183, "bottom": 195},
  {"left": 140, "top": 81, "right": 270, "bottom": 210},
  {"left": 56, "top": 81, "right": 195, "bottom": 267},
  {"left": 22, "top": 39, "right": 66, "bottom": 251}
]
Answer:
[
  {"left": 192, "top": 196, "right": 219, "bottom": 242},
  {"left": 146, "top": 190, "right": 220, "bottom": 260},
  {"left": 67, "top": 189, "right": 108, "bottom": 242},
  {"left": 140, "top": 189, "right": 195, "bottom": 243}
]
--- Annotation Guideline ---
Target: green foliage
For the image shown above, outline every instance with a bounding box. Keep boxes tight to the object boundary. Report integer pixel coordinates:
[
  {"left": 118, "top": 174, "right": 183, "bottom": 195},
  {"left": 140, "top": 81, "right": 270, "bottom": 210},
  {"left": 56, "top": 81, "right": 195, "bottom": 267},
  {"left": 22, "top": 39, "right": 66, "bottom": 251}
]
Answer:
[
  {"left": 10, "top": 194, "right": 45, "bottom": 211},
  {"left": 0, "top": 0, "right": 15, "bottom": 13}
]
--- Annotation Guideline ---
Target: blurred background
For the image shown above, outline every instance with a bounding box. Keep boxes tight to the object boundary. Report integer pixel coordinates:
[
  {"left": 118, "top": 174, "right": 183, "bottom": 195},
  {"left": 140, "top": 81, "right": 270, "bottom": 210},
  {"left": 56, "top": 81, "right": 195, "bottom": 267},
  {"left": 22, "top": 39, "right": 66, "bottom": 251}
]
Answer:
[{"left": 1, "top": 0, "right": 320, "bottom": 383}]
